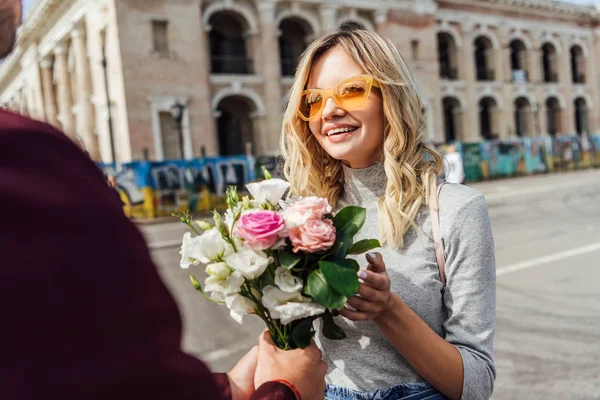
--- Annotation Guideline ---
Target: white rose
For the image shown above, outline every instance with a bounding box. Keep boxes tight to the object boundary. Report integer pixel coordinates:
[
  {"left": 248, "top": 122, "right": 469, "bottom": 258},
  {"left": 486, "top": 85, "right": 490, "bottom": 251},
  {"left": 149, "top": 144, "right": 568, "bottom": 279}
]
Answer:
[
  {"left": 275, "top": 302, "right": 326, "bottom": 325},
  {"left": 205, "top": 262, "right": 232, "bottom": 279},
  {"left": 282, "top": 207, "right": 311, "bottom": 230},
  {"left": 225, "top": 247, "right": 271, "bottom": 279},
  {"left": 246, "top": 178, "right": 290, "bottom": 205},
  {"left": 274, "top": 267, "right": 303, "bottom": 293},
  {"left": 194, "top": 228, "right": 234, "bottom": 264},
  {"left": 204, "top": 271, "right": 245, "bottom": 300},
  {"left": 262, "top": 286, "right": 325, "bottom": 324},
  {"left": 225, "top": 294, "right": 255, "bottom": 324}
]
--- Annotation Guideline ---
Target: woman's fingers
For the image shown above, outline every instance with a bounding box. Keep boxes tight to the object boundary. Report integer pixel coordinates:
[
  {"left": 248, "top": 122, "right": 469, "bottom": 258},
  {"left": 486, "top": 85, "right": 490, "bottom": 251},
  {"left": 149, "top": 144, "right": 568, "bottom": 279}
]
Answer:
[
  {"left": 366, "top": 252, "right": 386, "bottom": 273},
  {"left": 358, "top": 269, "right": 390, "bottom": 291}
]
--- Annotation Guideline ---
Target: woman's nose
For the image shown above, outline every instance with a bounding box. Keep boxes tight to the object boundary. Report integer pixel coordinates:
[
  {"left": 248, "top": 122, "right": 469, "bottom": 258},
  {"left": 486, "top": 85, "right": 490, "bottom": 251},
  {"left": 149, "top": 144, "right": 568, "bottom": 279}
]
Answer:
[{"left": 321, "top": 97, "right": 345, "bottom": 120}]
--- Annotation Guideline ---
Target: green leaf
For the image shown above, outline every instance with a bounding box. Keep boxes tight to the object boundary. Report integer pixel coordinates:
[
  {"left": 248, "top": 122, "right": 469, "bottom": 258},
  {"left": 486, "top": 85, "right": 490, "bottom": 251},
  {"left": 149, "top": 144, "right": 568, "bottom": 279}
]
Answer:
[
  {"left": 348, "top": 239, "right": 381, "bottom": 255},
  {"left": 333, "top": 206, "right": 366, "bottom": 237},
  {"left": 319, "top": 260, "right": 359, "bottom": 297},
  {"left": 321, "top": 310, "right": 346, "bottom": 340},
  {"left": 291, "top": 319, "right": 314, "bottom": 349},
  {"left": 259, "top": 265, "right": 275, "bottom": 288},
  {"left": 345, "top": 259, "right": 360, "bottom": 272},
  {"left": 306, "top": 269, "right": 346, "bottom": 309},
  {"left": 331, "top": 233, "right": 353, "bottom": 259},
  {"left": 278, "top": 252, "right": 302, "bottom": 270}
]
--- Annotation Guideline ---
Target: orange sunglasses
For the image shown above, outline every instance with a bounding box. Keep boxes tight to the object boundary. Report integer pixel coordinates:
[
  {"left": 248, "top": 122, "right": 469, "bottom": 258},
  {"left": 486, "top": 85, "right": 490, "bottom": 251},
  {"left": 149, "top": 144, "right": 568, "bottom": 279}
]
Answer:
[{"left": 297, "top": 75, "right": 380, "bottom": 121}]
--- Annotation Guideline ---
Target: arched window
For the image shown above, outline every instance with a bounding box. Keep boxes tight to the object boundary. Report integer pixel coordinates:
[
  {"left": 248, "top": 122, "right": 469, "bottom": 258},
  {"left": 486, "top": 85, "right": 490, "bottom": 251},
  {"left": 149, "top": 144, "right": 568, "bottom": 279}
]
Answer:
[
  {"left": 438, "top": 32, "right": 458, "bottom": 80},
  {"left": 514, "top": 97, "right": 531, "bottom": 137},
  {"left": 545, "top": 97, "right": 561, "bottom": 136},
  {"left": 574, "top": 97, "right": 589, "bottom": 135},
  {"left": 216, "top": 96, "right": 257, "bottom": 155},
  {"left": 209, "top": 12, "right": 252, "bottom": 74},
  {"left": 479, "top": 97, "right": 498, "bottom": 139},
  {"left": 542, "top": 43, "right": 558, "bottom": 83},
  {"left": 442, "top": 97, "right": 462, "bottom": 142},
  {"left": 509, "top": 39, "right": 528, "bottom": 82},
  {"left": 570, "top": 46, "right": 585, "bottom": 84},
  {"left": 279, "top": 18, "right": 312, "bottom": 77}
]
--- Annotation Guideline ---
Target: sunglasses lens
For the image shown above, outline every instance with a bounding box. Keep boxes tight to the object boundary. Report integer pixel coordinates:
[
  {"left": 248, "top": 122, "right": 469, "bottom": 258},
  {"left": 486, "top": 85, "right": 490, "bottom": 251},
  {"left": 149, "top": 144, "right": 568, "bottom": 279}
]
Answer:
[
  {"left": 299, "top": 91, "right": 324, "bottom": 120},
  {"left": 335, "top": 79, "right": 369, "bottom": 109}
]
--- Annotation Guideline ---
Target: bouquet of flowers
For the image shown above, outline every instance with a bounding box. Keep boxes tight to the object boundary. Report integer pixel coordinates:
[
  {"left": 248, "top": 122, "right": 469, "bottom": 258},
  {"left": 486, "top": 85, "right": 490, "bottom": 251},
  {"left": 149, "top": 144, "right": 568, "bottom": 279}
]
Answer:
[{"left": 176, "top": 169, "right": 380, "bottom": 350}]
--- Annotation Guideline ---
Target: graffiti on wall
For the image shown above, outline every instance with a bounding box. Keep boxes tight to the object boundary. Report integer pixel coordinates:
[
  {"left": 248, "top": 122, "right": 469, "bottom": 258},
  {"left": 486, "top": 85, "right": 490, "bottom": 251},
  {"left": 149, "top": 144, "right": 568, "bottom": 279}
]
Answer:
[{"left": 99, "top": 156, "right": 256, "bottom": 218}]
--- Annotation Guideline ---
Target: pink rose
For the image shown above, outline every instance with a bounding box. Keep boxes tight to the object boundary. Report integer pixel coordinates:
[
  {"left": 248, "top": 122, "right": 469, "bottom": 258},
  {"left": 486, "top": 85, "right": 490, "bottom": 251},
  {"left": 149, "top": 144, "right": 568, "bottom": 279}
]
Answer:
[
  {"left": 284, "top": 197, "right": 332, "bottom": 229},
  {"left": 235, "top": 211, "right": 285, "bottom": 251},
  {"left": 289, "top": 218, "right": 336, "bottom": 253}
]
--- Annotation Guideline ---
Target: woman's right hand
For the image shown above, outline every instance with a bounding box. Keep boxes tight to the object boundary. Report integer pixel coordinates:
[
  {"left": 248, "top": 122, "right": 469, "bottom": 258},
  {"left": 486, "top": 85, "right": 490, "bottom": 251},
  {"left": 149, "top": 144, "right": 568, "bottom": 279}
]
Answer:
[{"left": 254, "top": 330, "right": 327, "bottom": 400}]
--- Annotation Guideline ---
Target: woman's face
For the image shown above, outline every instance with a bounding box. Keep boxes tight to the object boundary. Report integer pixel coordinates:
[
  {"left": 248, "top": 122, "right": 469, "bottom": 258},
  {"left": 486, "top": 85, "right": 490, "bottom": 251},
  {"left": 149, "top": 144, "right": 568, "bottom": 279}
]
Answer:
[{"left": 306, "top": 46, "right": 385, "bottom": 168}]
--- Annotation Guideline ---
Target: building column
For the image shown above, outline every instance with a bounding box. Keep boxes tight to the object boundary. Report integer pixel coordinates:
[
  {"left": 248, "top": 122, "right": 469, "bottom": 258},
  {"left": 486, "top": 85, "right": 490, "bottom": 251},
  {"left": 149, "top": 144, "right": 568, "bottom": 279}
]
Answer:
[
  {"left": 462, "top": 30, "right": 479, "bottom": 141},
  {"left": 53, "top": 42, "right": 76, "bottom": 139},
  {"left": 71, "top": 27, "right": 100, "bottom": 159},
  {"left": 40, "top": 56, "right": 60, "bottom": 128},
  {"left": 320, "top": 4, "right": 337, "bottom": 33},
  {"left": 559, "top": 38, "right": 574, "bottom": 134},
  {"left": 257, "top": 0, "right": 283, "bottom": 155}
]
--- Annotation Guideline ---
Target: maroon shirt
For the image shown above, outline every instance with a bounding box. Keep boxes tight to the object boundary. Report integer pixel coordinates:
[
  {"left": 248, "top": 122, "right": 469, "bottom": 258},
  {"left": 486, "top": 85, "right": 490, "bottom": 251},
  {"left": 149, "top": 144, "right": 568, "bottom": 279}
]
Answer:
[{"left": 0, "top": 110, "right": 296, "bottom": 400}]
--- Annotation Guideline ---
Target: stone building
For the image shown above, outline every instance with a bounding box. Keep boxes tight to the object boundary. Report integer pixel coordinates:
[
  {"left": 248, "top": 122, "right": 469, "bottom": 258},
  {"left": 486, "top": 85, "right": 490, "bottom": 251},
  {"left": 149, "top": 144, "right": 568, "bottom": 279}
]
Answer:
[{"left": 1, "top": 0, "right": 599, "bottom": 163}]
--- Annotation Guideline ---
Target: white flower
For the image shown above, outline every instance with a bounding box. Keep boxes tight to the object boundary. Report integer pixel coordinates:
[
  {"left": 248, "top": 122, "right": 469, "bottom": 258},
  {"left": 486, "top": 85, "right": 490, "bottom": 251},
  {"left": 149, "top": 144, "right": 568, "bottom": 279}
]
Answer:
[
  {"left": 225, "top": 246, "right": 271, "bottom": 279},
  {"left": 225, "top": 294, "right": 255, "bottom": 324},
  {"left": 204, "top": 271, "right": 245, "bottom": 300},
  {"left": 180, "top": 232, "right": 202, "bottom": 269},
  {"left": 274, "top": 302, "right": 326, "bottom": 325},
  {"left": 246, "top": 178, "right": 290, "bottom": 205},
  {"left": 274, "top": 267, "right": 303, "bottom": 293},
  {"left": 191, "top": 228, "right": 234, "bottom": 264},
  {"left": 282, "top": 207, "right": 311, "bottom": 230},
  {"left": 262, "top": 286, "right": 325, "bottom": 324},
  {"left": 205, "top": 262, "right": 232, "bottom": 279}
]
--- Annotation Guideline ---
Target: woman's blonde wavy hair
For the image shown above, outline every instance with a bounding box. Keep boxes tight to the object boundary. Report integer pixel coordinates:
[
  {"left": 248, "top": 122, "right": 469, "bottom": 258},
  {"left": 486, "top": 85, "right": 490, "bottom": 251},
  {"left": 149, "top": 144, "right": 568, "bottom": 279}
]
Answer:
[{"left": 279, "top": 27, "right": 444, "bottom": 249}]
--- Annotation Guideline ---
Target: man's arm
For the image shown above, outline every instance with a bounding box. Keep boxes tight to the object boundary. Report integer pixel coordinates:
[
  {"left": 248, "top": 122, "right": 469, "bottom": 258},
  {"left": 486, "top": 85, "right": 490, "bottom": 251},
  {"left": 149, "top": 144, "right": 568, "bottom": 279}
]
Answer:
[{"left": 0, "top": 112, "right": 222, "bottom": 399}]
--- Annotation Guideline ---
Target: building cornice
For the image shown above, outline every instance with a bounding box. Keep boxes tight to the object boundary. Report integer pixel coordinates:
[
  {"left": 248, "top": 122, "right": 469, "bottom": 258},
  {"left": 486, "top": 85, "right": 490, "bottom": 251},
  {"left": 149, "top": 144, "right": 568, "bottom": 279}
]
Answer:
[{"left": 441, "top": 0, "right": 598, "bottom": 19}]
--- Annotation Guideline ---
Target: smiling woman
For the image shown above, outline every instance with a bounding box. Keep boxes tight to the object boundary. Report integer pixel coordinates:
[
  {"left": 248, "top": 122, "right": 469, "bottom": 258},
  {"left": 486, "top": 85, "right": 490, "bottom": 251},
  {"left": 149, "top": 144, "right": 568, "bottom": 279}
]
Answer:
[{"left": 279, "top": 24, "right": 497, "bottom": 400}]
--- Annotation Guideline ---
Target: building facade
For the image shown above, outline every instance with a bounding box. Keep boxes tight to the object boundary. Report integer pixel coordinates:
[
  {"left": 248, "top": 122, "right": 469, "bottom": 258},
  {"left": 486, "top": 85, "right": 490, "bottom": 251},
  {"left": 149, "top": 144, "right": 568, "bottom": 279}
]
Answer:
[{"left": 1, "top": 0, "right": 599, "bottom": 163}]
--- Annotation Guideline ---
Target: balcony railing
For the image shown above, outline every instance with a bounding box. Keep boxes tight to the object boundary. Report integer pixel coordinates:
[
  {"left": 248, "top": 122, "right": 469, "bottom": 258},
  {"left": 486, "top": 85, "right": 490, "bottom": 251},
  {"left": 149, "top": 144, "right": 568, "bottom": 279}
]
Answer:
[
  {"left": 573, "top": 73, "right": 586, "bottom": 84},
  {"left": 211, "top": 55, "right": 254, "bottom": 75},
  {"left": 440, "top": 67, "right": 458, "bottom": 80},
  {"left": 477, "top": 69, "right": 495, "bottom": 81}
]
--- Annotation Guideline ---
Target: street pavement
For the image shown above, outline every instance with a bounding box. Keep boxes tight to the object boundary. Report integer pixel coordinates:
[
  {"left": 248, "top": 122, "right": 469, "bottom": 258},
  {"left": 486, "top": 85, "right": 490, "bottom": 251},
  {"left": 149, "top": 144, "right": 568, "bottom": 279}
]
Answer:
[{"left": 140, "top": 169, "right": 600, "bottom": 400}]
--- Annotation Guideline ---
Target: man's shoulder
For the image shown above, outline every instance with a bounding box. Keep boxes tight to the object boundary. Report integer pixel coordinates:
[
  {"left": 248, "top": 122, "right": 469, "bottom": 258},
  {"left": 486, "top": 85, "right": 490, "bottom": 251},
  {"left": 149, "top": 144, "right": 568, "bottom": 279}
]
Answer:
[{"left": 0, "top": 109, "right": 69, "bottom": 143}]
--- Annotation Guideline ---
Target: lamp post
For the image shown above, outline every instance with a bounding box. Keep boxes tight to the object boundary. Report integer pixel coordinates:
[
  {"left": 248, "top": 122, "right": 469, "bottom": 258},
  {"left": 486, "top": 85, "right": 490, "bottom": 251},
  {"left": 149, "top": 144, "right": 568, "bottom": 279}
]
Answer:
[
  {"left": 170, "top": 101, "right": 186, "bottom": 159},
  {"left": 101, "top": 43, "right": 116, "bottom": 163}
]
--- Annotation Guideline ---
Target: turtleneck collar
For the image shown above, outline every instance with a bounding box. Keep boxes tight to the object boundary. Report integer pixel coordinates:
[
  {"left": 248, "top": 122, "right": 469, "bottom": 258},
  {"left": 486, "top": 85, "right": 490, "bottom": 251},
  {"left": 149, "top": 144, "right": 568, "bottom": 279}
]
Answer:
[{"left": 340, "top": 162, "right": 387, "bottom": 206}]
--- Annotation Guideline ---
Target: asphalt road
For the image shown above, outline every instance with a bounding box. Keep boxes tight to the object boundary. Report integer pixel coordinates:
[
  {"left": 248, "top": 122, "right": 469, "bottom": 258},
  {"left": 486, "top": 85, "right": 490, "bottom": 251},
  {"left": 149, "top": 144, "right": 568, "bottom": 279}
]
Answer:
[{"left": 140, "top": 169, "right": 600, "bottom": 400}]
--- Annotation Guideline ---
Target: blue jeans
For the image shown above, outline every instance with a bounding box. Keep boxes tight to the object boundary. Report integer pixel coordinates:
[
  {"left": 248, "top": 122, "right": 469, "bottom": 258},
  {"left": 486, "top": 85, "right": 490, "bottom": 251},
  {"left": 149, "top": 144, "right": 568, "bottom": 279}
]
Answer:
[{"left": 325, "top": 383, "right": 447, "bottom": 400}]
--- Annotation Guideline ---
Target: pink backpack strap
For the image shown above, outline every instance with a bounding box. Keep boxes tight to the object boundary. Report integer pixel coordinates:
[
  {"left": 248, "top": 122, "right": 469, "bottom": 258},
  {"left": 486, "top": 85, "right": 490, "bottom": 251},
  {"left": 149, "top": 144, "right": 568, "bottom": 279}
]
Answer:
[{"left": 431, "top": 182, "right": 447, "bottom": 286}]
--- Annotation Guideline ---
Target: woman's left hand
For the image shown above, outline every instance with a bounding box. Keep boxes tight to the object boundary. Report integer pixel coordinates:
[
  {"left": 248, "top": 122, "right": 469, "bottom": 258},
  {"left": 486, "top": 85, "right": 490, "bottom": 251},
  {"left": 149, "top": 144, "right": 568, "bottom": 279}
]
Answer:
[{"left": 340, "top": 252, "right": 394, "bottom": 321}]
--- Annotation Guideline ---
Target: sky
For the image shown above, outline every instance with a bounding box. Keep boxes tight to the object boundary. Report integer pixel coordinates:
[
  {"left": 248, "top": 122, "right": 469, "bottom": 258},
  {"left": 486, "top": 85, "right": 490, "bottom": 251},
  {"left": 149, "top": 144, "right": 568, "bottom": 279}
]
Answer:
[{"left": 18, "top": 0, "right": 599, "bottom": 19}]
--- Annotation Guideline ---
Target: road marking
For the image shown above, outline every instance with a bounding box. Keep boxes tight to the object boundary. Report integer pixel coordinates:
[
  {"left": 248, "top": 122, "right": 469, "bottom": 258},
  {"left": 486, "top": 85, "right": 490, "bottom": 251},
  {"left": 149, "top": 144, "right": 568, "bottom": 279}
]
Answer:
[
  {"left": 497, "top": 241, "right": 600, "bottom": 276},
  {"left": 148, "top": 239, "right": 182, "bottom": 250},
  {"left": 484, "top": 181, "right": 596, "bottom": 201}
]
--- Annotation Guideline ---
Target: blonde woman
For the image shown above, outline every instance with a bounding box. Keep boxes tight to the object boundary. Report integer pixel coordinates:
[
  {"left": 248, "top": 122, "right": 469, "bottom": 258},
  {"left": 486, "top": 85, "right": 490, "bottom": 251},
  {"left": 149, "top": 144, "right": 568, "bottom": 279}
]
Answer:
[{"left": 280, "top": 25, "right": 496, "bottom": 400}]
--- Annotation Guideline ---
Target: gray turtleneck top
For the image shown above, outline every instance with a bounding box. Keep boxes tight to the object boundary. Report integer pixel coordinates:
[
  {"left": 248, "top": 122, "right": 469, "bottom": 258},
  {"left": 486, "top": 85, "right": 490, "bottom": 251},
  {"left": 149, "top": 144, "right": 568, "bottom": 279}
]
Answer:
[{"left": 316, "top": 163, "right": 496, "bottom": 400}]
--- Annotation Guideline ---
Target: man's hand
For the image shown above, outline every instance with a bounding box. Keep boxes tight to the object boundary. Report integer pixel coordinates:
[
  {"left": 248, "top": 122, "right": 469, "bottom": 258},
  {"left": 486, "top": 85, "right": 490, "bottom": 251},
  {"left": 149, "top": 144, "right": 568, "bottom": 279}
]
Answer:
[
  {"left": 228, "top": 345, "right": 259, "bottom": 400},
  {"left": 254, "top": 330, "right": 327, "bottom": 400}
]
